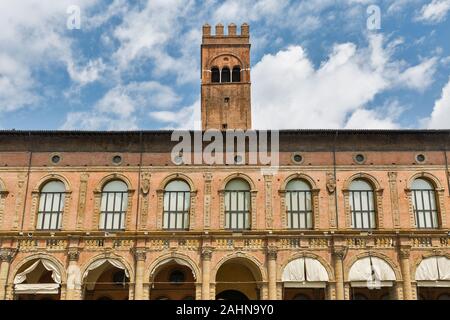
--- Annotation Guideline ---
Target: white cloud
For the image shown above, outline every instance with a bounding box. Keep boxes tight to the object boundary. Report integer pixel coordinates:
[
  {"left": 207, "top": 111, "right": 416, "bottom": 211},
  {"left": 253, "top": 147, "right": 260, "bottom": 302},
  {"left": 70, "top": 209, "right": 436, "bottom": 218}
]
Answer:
[
  {"left": 397, "top": 58, "right": 438, "bottom": 91},
  {"left": 417, "top": 0, "right": 450, "bottom": 23},
  {"left": 62, "top": 81, "right": 180, "bottom": 130},
  {"left": 425, "top": 77, "right": 450, "bottom": 128},
  {"left": 0, "top": 0, "right": 103, "bottom": 112},
  {"left": 66, "top": 59, "right": 106, "bottom": 85},
  {"left": 150, "top": 100, "right": 201, "bottom": 130},
  {"left": 252, "top": 35, "right": 437, "bottom": 129}
]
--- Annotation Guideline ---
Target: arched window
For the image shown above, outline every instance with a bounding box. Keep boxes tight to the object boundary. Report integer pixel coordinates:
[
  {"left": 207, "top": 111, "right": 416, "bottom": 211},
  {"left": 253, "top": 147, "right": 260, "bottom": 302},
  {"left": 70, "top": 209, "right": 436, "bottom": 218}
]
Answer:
[
  {"left": 221, "top": 67, "right": 231, "bottom": 83},
  {"left": 37, "top": 181, "right": 65, "bottom": 230},
  {"left": 224, "top": 179, "right": 250, "bottom": 230},
  {"left": 411, "top": 178, "right": 438, "bottom": 229},
  {"left": 163, "top": 180, "right": 191, "bottom": 230},
  {"left": 232, "top": 66, "right": 241, "bottom": 82},
  {"left": 285, "top": 179, "right": 312, "bottom": 229},
  {"left": 349, "top": 179, "right": 375, "bottom": 229},
  {"left": 211, "top": 67, "right": 220, "bottom": 83},
  {"left": 100, "top": 180, "right": 128, "bottom": 230}
]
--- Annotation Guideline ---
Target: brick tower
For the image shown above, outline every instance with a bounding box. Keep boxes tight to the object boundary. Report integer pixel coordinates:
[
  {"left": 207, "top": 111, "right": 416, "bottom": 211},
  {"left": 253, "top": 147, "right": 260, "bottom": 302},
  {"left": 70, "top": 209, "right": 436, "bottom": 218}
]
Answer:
[{"left": 201, "top": 23, "right": 252, "bottom": 130}]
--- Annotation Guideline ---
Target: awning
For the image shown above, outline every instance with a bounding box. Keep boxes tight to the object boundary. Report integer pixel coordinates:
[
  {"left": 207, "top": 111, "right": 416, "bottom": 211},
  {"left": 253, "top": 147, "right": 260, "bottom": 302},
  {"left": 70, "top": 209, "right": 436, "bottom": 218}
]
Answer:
[
  {"left": 282, "top": 257, "right": 329, "bottom": 288},
  {"left": 14, "top": 259, "right": 62, "bottom": 285},
  {"left": 14, "top": 283, "right": 60, "bottom": 295},
  {"left": 83, "top": 258, "right": 130, "bottom": 279},
  {"left": 151, "top": 258, "right": 196, "bottom": 279},
  {"left": 349, "top": 256, "right": 396, "bottom": 287},
  {"left": 416, "top": 256, "right": 450, "bottom": 287}
]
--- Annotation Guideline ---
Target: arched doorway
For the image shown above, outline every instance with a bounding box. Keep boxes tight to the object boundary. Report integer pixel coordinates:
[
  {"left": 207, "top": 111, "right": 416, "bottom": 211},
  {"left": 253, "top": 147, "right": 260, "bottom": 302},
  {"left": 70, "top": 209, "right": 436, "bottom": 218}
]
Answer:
[
  {"left": 216, "top": 290, "right": 248, "bottom": 300},
  {"left": 348, "top": 256, "right": 397, "bottom": 300},
  {"left": 13, "top": 258, "right": 62, "bottom": 300},
  {"left": 215, "top": 258, "right": 262, "bottom": 300},
  {"left": 150, "top": 260, "right": 196, "bottom": 300},
  {"left": 282, "top": 257, "right": 329, "bottom": 300},
  {"left": 416, "top": 256, "right": 450, "bottom": 300},
  {"left": 82, "top": 259, "right": 130, "bottom": 300}
]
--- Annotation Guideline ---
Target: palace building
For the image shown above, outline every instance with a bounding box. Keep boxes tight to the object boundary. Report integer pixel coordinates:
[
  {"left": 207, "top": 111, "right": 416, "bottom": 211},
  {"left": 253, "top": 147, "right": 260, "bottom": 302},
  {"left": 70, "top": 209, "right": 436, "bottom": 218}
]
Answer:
[{"left": 0, "top": 23, "right": 449, "bottom": 301}]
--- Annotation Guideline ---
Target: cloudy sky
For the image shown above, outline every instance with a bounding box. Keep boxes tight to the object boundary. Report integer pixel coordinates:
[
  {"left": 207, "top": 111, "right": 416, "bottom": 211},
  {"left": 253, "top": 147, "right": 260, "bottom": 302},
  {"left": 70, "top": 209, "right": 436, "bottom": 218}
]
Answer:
[{"left": 1, "top": 0, "right": 449, "bottom": 130}]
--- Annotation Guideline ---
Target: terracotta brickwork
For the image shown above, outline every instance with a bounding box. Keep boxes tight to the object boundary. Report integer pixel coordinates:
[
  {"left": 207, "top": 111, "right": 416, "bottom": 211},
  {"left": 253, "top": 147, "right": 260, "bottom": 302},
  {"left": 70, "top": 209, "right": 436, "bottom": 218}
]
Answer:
[{"left": 0, "top": 24, "right": 449, "bottom": 300}]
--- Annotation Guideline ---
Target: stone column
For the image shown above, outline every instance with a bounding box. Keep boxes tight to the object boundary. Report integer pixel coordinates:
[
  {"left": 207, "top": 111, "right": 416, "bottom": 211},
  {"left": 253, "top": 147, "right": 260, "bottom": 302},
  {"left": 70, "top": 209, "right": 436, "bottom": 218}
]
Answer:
[
  {"left": 65, "top": 250, "right": 81, "bottom": 300},
  {"left": 201, "top": 248, "right": 212, "bottom": 300},
  {"left": 332, "top": 246, "right": 347, "bottom": 300},
  {"left": 0, "top": 249, "right": 16, "bottom": 300},
  {"left": 134, "top": 249, "right": 147, "bottom": 300},
  {"left": 267, "top": 248, "right": 278, "bottom": 300},
  {"left": 399, "top": 246, "right": 413, "bottom": 300}
]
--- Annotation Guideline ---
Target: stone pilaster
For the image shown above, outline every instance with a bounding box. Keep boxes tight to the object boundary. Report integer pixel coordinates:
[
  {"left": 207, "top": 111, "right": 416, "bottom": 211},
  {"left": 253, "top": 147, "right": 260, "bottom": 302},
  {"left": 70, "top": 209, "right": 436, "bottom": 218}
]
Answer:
[
  {"left": 201, "top": 247, "right": 212, "bottom": 300},
  {"left": 399, "top": 246, "right": 413, "bottom": 300},
  {"left": 0, "top": 249, "right": 17, "bottom": 300},
  {"left": 133, "top": 248, "right": 147, "bottom": 300},
  {"left": 65, "top": 249, "right": 81, "bottom": 300},
  {"left": 332, "top": 245, "right": 347, "bottom": 300},
  {"left": 266, "top": 248, "right": 277, "bottom": 300}
]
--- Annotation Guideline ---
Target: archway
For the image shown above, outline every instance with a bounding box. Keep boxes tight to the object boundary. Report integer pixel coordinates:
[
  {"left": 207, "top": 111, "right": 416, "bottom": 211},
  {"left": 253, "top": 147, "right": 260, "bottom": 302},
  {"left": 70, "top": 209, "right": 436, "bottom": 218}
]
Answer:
[
  {"left": 416, "top": 256, "right": 450, "bottom": 300},
  {"left": 215, "top": 258, "right": 262, "bottom": 300},
  {"left": 13, "top": 258, "right": 62, "bottom": 300},
  {"left": 348, "top": 256, "right": 397, "bottom": 300},
  {"left": 150, "top": 260, "right": 196, "bottom": 300},
  {"left": 82, "top": 259, "right": 130, "bottom": 300},
  {"left": 282, "top": 257, "right": 329, "bottom": 300}
]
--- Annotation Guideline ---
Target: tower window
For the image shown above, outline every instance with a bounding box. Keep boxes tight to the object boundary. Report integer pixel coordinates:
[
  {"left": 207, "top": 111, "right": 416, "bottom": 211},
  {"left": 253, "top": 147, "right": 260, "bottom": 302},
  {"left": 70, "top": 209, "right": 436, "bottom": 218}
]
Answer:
[
  {"left": 232, "top": 67, "right": 241, "bottom": 82},
  {"left": 211, "top": 67, "right": 220, "bottom": 83},
  {"left": 221, "top": 67, "right": 231, "bottom": 83}
]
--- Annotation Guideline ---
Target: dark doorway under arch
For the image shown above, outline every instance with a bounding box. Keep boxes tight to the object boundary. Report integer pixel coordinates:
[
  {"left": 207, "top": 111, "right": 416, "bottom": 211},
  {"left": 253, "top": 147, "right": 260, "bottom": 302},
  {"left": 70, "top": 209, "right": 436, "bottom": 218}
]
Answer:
[{"left": 216, "top": 290, "right": 249, "bottom": 300}]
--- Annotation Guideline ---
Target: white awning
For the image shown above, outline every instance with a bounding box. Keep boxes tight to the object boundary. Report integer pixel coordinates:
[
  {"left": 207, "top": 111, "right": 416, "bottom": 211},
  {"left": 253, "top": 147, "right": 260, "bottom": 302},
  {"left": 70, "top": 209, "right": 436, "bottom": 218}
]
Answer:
[
  {"left": 14, "top": 259, "right": 62, "bottom": 285},
  {"left": 83, "top": 258, "right": 129, "bottom": 279},
  {"left": 349, "top": 256, "right": 396, "bottom": 285},
  {"left": 14, "top": 283, "right": 60, "bottom": 295},
  {"left": 415, "top": 256, "right": 450, "bottom": 285},
  {"left": 151, "top": 258, "right": 196, "bottom": 279},
  {"left": 282, "top": 257, "right": 329, "bottom": 287}
]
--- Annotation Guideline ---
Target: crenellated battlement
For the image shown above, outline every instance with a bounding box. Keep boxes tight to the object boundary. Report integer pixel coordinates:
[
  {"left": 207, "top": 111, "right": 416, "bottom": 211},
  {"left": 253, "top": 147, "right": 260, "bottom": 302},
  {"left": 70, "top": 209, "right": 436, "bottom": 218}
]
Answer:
[{"left": 202, "top": 23, "right": 250, "bottom": 39}]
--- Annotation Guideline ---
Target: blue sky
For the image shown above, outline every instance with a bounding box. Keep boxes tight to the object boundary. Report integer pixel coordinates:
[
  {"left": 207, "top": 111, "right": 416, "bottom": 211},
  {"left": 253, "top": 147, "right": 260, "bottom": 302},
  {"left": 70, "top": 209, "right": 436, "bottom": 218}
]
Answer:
[{"left": 1, "top": 0, "right": 450, "bottom": 130}]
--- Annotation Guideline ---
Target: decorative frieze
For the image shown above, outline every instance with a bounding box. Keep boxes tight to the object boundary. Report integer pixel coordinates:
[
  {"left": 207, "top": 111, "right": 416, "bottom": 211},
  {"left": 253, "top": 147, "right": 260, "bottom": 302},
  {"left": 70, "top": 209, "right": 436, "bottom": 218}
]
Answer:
[
  {"left": 388, "top": 172, "right": 400, "bottom": 228},
  {"left": 18, "top": 239, "right": 38, "bottom": 251},
  {"left": 113, "top": 239, "right": 134, "bottom": 249},
  {"left": 326, "top": 171, "right": 337, "bottom": 228},
  {"left": 203, "top": 173, "right": 213, "bottom": 229},
  {"left": 139, "top": 172, "right": 151, "bottom": 229},
  {"left": 308, "top": 238, "right": 330, "bottom": 248},
  {"left": 411, "top": 237, "right": 432, "bottom": 247},
  {"left": 177, "top": 239, "right": 199, "bottom": 250},
  {"left": 263, "top": 174, "right": 273, "bottom": 229},
  {"left": 76, "top": 173, "right": 89, "bottom": 230},
  {"left": 374, "top": 237, "right": 395, "bottom": 248},
  {"left": 46, "top": 239, "right": 67, "bottom": 250},
  {"left": 84, "top": 239, "right": 105, "bottom": 249},
  {"left": 149, "top": 239, "right": 169, "bottom": 251},
  {"left": 13, "top": 173, "right": 27, "bottom": 230},
  {"left": 346, "top": 237, "right": 367, "bottom": 248},
  {"left": 244, "top": 239, "right": 263, "bottom": 250},
  {"left": 215, "top": 238, "right": 234, "bottom": 249}
]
